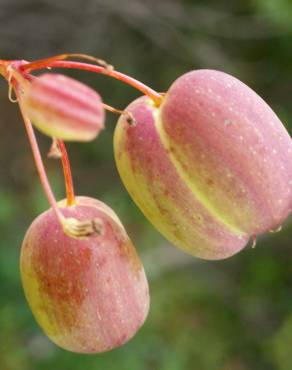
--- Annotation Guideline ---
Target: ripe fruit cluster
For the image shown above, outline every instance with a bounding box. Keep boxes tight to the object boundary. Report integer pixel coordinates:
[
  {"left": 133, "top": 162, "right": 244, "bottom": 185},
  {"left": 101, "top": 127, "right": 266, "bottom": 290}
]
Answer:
[{"left": 0, "top": 54, "right": 291, "bottom": 354}]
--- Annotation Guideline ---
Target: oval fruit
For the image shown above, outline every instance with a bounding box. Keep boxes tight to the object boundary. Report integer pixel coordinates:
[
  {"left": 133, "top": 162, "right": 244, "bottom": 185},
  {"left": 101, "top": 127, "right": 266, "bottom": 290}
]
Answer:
[
  {"left": 114, "top": 69, "right": 292, "bottom": 260},
  {"left": 21, "top": 73, "right": 105, "bottom": 141},
  {"left": 20, "top": 196, "right": 149, "bottom": 353}
]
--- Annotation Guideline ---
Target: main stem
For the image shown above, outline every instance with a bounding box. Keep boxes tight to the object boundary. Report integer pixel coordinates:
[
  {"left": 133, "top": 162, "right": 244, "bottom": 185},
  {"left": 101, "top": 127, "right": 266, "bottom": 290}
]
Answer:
[
  {"left": 21, "top": 60, "right": 163, "bottom": 106},
  {"left": 56, "top": 140, "right": 76, "bottom": 206}
]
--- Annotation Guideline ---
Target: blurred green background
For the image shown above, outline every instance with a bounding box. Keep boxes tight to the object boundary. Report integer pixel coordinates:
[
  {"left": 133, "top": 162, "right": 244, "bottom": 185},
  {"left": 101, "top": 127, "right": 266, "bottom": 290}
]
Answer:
[{"left": 0, "top": 0, "right": 292, "bottom": 369}]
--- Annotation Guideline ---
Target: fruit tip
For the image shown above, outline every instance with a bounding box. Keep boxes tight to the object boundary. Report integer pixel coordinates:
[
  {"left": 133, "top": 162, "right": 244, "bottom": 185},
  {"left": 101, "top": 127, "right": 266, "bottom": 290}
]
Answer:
[{"left": 61, "top": 216, "right": 104, "bottom": 239}]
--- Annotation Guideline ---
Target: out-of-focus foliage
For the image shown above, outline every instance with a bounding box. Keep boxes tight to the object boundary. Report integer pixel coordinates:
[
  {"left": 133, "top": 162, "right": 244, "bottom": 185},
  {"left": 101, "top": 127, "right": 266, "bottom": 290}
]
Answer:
[{"left": 0, "top": 0, "right": 291, "bottom": 369}]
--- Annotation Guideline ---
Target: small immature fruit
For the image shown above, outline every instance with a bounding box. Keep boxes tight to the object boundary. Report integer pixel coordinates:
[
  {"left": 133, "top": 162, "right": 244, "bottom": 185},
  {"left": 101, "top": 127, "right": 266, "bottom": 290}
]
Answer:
[
  {"left": 114, "top": 69, "right": 292, "bottom": 260},
  {"left": 21, "top": 73, "right": 105, "bottom": 141},
  {"left": 20, "top": 196, "right": 149, "bottom": 353}
]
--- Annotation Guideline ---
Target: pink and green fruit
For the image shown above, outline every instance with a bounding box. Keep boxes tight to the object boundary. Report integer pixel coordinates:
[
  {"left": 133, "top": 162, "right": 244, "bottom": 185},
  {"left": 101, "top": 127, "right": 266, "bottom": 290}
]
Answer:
[
  {"left": 20, "top": 196, "right": 149, "bottom": 353},
  {"left": 114, "top": 69, "right": 292, "bottom": 260},
  {"left": 21, "top": 73, "right": 105, "bottom": 141}
]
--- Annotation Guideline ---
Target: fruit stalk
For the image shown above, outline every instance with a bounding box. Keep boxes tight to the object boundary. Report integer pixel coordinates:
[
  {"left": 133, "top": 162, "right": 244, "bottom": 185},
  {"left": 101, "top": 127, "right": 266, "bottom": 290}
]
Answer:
[
  {"left": 21, "top": 60, "right": 163, "bottom": 106},
  {"left": 56, "top": 139, "right": 76, "bottom": 206},
  {"left": 16, "top": 87, "right": 63, "bottom": 222}
]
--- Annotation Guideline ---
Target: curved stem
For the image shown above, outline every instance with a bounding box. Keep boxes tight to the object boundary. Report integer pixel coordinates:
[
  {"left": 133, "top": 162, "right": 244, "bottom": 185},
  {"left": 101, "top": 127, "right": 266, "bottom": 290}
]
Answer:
[
  {"left": 56, "top": 140, "right": 76, "bottom": 206},
  {"left": 16, "top": 88, "right": 63, "bottom": 221},
  {"left": 21, "top": 60, "right": 163, "bottom": 106}
]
